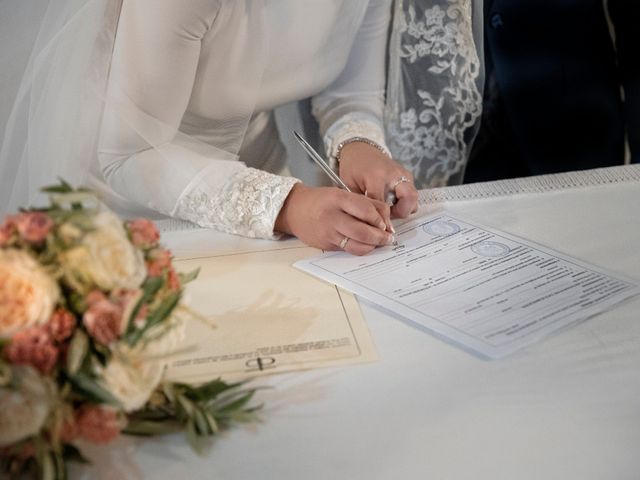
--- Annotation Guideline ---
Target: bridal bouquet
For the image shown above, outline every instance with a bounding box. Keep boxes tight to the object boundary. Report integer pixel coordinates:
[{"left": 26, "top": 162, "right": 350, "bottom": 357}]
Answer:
[{"left": 0, "top": 182, "right": 259, "bottom": 480}]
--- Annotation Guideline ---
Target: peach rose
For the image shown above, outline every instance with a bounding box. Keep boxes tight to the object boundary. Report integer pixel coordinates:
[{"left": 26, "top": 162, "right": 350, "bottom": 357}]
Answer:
[{"left": 0, "top": 249, "right": 59, "bottom": 339}]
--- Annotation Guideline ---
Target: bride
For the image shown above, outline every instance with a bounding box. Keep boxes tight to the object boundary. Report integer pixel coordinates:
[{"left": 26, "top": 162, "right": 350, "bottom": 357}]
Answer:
[{"left": 0, "top": 0, "right": 483, "bottom": 254}]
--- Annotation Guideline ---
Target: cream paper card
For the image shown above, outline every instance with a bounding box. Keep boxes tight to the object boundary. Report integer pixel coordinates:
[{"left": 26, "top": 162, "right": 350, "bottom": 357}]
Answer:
[{"left": 164, "top": 245, "right": 376, "bottom": 382}]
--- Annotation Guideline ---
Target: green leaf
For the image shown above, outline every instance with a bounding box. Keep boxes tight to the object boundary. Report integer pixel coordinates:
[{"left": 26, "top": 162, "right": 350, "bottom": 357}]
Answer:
[
  {"left": 66, "top": 330, "right": 88, "bottom": 375},
  {"left": 177, "top": 379, "right": 242, "bottom": 402},
  {"left": 178, "top": 268, "right": 200, "bottom": 285},
  {"left": 67, "top": 373, "right": 122, "bottom": 407},
  {"left": 125, "top": 291, "right": 181, "bottom": 346},
  {"left": 176, "top": 394, "right": 195, "bottom": 419},
  {"left": 53, "top": 451, "right": 67, "bottom": 480},
  {"left": 193, "top": 408, "right": 211, "bottom": 435},
  {"left": 217, "top": 390, "right": 256, "bottom": 415},
  {"left": 124, "top": 420, "right": 182, "bottom": 436},
  {"left": 0, "top": 359, "right": 11, "bottom": 387},
  {"left": 40, "top": 452, "right": 56, "bottom": 480},
  {"left": 185, "top": 420, "right": 203, "bottom": 455},
  {"left": 62, "top": 444, "right": 89, "bottom": 465},
  {"left": 41, "top": 181, "right": 73, "bottom": 194},
  {"left": 203, "top": 411, "right": 219, "bottom": 434}
]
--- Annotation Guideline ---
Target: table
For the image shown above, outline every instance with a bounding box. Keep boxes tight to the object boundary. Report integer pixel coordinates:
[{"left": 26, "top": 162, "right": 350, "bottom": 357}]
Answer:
[{"left": 76, "top": 166, "right": 640, "bottom": 480}]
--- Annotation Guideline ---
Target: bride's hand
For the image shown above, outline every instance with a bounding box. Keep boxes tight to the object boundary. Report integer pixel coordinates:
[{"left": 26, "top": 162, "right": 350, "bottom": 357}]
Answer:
[
  {"left": 275, "top": 183, "right": 395, "bottom": 256},
  {"left": 338, "top": 142, "right": 419, "bottom": 218}
]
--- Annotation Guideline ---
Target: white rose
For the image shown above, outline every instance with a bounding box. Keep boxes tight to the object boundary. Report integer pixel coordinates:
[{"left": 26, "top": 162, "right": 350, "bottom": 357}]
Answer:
[
  {"left": 0, "top": 367, "right": 54, "bottom": 447},
  {"left": 0, "top": 249, "right": 59, "bottom": 339},
  {"left": 61, "top": 211, "right": 146, "bottom": 293},
  {"left": 98, "top": 314, "right": 186, "bottom": 412}
]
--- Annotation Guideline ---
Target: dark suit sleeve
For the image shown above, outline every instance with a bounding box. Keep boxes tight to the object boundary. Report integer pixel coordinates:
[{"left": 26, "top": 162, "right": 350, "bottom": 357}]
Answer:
[{"left": 608, "top": 0, "right": 640, "bottom": 163}]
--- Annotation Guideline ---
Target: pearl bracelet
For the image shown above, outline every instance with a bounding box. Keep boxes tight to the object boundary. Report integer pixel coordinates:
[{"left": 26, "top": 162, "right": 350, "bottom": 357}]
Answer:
[{"left": 333, "top": 136, "right": 391, "bottom": 163}]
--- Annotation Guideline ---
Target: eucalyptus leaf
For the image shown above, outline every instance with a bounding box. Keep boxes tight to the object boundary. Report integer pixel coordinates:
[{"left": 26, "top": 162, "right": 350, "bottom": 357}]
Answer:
[
  {"left": 176, "top": 394, "right": 195, "bottom": 419},
  {"left": 124, "top": 420, "right": 181, "bottom": 436},
  {"left": 180, "top": 379, "right": 242, "bottom": 402},
  {"left": 193, "top": 408, "right": 211, "bottom": 435},
  {"left": 0, "top": 359, "right": 11, "bottom": 387},
  {"left": 217, "top": 390, "right": 256, "bottom": 414},
  {"left": 203, "top": 411, "right": 219, "bottom": 434},
  {"left": 185, "top": 421, "right": 203, "bottom": 455},
  {"left": 125, "top": 291, "right": 180, "bottom": 346},
  {"left": 67, "top": 373, "right": 122, "bottom": 407},
  {"left": 40, "top": 452, "right": 55, "bottom": 480},
  {"left": 178, "top": 268, "right": 200, "bottom": 285},
  {"left": 62, "top": 444, "right": 89, "bottom": 465},
  {"left": 66, "top": 330, "right": 88, "bottom": 375}
]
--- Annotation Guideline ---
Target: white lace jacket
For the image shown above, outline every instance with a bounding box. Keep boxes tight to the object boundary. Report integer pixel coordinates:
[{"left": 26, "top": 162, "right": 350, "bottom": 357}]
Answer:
[{"left": 98, "top": 0, "right": 391, "bottom": 239}]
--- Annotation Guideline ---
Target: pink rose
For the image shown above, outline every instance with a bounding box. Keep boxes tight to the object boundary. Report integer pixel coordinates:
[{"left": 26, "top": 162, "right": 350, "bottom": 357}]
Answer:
[
  {"left": 5, "top": 326, "right": 59, "bottom": 374},
  {"left": 75, "top": 405, "right": 122, "bottom": 444},
  {"left": 126, "top": 219, "right": 159, "bottom": 249},
  {"left": 86, "top": 290, "right": 107, "bottom": 306},
  {"left": 111, "top": 288, "right": 142, "bottom": 329},
  {"left": 0, "top": 217, "right": 16, "bottom": 247},
  {"left": 14, "top": 212, "right": 54, "bottom": 245},
  {"left": 146, "top": 248, "right": 172, "bottom": 277},
  {"left": 47, "top": 308, "right": 76, "bottom": 343},
  {"left": 83, "top": 297, "right": 125, "bottom": 346},
  {"left": 167, "top": 268, "right": 181, "bottom": 291}
]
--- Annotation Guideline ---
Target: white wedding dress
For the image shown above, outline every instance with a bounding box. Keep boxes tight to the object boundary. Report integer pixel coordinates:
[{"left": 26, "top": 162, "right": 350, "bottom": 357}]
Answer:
[
  {"left": 0, "top": 0, "right": 483, "bottom": 225},
  {"left": 98, "top": 0, "right": 391, "bottom": 239}
]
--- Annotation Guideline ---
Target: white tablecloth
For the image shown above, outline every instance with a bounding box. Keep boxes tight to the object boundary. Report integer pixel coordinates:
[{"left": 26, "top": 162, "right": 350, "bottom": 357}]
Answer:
[{"left": 76, "top": 169, "right": 640, "bottom": 480}]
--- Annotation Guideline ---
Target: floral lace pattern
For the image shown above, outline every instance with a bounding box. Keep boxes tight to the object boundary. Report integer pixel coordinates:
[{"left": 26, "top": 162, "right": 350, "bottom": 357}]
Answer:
[
  {"left": 385, "top": 0, "right": 483, "bottom": 188},
  {"left": 324, "top": 112, "right": 391, "bottom": 170},
  {"left": 174, "top": 167, "right": 299, "bottom": 239}
]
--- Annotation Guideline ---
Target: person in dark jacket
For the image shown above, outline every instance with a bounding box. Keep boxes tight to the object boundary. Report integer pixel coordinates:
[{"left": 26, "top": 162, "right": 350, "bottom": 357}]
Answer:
[{"left": 465, "top": 0, "right": 639, "bottom": 183}]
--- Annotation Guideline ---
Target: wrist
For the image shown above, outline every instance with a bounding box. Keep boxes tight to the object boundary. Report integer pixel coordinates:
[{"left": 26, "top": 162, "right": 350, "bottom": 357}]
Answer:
[
  {"left": 274, "top": 182, "right": 309, "bottom": 235},
  {"left": 333, "top": 137, "right": 391, "bottom": 165}
]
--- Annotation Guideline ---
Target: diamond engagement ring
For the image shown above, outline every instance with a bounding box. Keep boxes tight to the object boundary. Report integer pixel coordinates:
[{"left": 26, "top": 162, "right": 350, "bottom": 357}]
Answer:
[{"left": 339, "top": 236, "right": 350, "bottom": 250}]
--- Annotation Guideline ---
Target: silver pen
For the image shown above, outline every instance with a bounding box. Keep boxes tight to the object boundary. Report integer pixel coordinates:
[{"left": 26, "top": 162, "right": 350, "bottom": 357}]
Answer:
[
  {"left": 293, "top": 131, "right": 351, "bottom": 191},
  {"left": 293, "top": 131, "right": 397, "bottom": 205},
  {"left": 293, "top": 131, "right": 396, "bottom": 244}
]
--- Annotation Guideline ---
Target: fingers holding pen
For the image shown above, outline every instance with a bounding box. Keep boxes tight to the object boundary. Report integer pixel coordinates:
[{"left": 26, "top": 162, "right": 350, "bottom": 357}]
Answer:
[
  {"left": 331, "top": 210, "right": 394, "bottom": 249},
  {"left": 275, "top": 185, "right": 394, "bottom": 256},
  {"left": 337, "top": 190, "right": 393, "bottom": 234}
]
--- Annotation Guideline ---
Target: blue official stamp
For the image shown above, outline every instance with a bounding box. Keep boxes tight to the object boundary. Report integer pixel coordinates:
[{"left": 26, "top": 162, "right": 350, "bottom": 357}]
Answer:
[
  {"left": 471, "top": 240, "right": 511, "bottom": 257},
  {"left": 423, "top": 220, "right": 461, "bottom": 237}
]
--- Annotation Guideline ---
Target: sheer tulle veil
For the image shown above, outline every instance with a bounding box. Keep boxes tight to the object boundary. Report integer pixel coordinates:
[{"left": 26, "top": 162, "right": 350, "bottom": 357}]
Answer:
[
  {"left": 0, "top": 0, "right": 123, "bottom": 215},
  {"left": 0, "top": 0, "right": 484, "bottom": 217}
]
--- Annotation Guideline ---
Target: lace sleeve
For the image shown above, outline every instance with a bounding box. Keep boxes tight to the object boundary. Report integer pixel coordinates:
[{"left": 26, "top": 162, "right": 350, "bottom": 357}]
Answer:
[{"left": 173, "top": 167, "right": 300, "bottom": 239}]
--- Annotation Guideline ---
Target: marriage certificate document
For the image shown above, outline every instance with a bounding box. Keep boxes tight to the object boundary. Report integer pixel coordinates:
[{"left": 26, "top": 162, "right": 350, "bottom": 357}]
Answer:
[{"left": 295, "top": 213, "right": 640, "bottom": 358}]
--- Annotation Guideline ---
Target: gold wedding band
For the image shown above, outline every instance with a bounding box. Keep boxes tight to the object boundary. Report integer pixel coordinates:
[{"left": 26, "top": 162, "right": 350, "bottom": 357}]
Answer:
[
  {"left": 339, "top": 236, "right": 350, "bottom": 250},
  {"left": 390, "top": 176, "right": 411, "bottom": 190}
]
